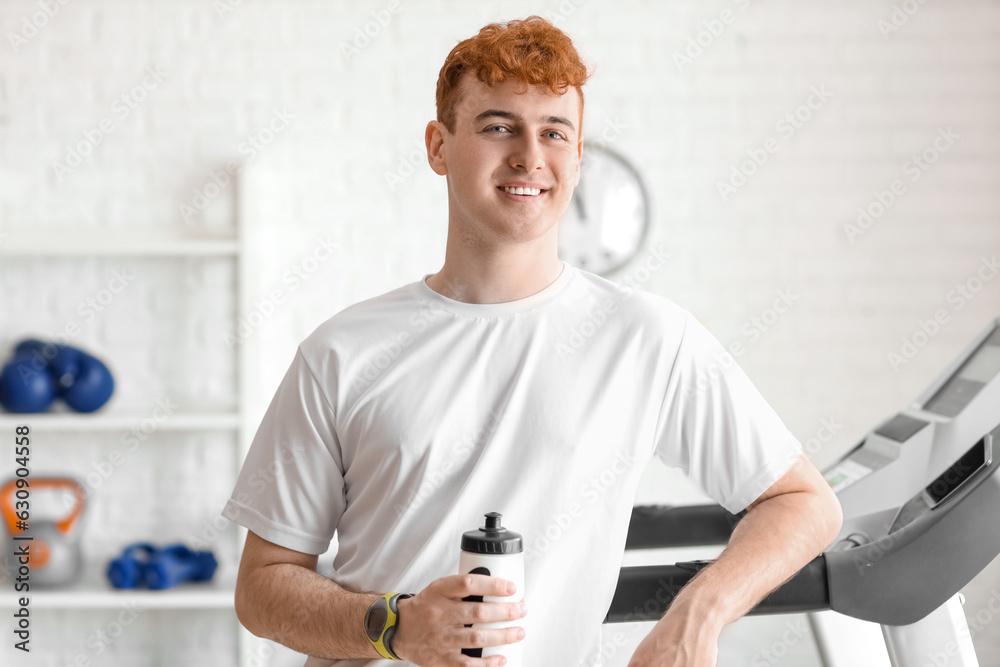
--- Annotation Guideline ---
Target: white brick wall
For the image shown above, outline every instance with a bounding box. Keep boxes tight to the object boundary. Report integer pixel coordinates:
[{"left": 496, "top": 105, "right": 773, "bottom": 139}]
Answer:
[{"left": 2, "top": 0, "right": 1000, "bottom": 665}]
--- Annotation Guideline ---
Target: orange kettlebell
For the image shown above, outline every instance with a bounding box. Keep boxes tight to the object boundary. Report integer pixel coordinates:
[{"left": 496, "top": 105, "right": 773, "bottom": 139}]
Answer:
[{"left": 1, "top": 477, "right": 87, "bottom": 587}]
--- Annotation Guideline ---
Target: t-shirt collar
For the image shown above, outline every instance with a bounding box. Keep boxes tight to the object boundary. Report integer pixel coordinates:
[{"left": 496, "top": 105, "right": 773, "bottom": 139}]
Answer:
[{"left": 416, "top": 260, "right": 575, "bottom": 318}]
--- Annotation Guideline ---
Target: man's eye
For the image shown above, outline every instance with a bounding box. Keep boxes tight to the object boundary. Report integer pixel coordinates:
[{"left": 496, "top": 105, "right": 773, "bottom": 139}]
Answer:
[
  {"left": 546, "top": 131, "right": 565, "bottom": 140},
  {"left": 486, "top": 125, "right": 509, "bottom": 133}
]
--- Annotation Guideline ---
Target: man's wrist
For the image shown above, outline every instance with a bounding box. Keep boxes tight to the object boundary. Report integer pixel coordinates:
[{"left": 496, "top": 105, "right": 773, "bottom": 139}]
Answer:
[
  {"left": 651, "top": 594, "right": 725, "bottom": 656},
  {"left": 664, "top": 579, "right": 731, "bottom": 634},
  {"left": 385, "top": 593, "right": 413, "bottom": 660},
  {"left": 359, "top": 593, "right": 384, "bottom": 659},
  {"left": 393, "top": 594, "right": 412, "bottom": 660},
  {"left": 363, "top": 592, "right": 413, "bottom": 660}
]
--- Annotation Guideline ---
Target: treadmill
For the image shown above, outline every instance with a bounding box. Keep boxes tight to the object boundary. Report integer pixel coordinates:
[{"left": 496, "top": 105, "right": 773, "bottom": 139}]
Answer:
[{"left": 606, "top": 318, "right": 1000, "bottom": 667}]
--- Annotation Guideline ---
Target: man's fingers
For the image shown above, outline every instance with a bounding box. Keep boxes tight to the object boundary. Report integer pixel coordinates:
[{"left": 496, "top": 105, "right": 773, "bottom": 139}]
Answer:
[
  {"left": 456, "top": 599, "right": 526, "bottom": 626},
  {"left": 403, "top": 574, "right": 527, "bottom": 662},
  {"left": 449, "top": 624, "right": 526, "bottom": 650},
  {"left": 435, "top": 573, "right": 518, "bottom": 598}
]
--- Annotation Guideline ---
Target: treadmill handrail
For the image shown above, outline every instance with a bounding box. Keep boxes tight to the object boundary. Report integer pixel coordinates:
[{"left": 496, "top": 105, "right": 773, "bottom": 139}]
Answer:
[
  {"left": 612, "top": 428, "right": 1000, "bottom": 626},
  {"left": 625, "top": 504, "right": 743, "bottom": 549},
  {"left": 826, "top": 434, "right": 1000, "bottom": 625},
  {"left": 604, "top": 556, "right": 830, "bottom": 623}
]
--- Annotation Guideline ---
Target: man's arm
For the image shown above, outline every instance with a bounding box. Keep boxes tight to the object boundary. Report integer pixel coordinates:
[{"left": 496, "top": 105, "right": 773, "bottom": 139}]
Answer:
[
  {"left": 233, "top": 530, "right": 527, "bottom": 664},
  {"left": 627, "top": 452, "right": 844, "bottom": 667},
  {"left": 234, "top": 530, "right": 383, "bottom": 659}
]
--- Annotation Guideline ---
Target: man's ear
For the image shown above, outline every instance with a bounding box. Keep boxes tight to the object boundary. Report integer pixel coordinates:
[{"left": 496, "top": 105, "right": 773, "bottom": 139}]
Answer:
[
  {"left": 426, "top": 121, "right": 449, "bottom": 176},
  {"left": 573, "top": 135, "right": 584, "bottom": 188}
]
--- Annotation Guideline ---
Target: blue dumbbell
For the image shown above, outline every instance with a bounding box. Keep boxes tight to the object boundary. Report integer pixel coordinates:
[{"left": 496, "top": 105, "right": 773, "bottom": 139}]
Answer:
[
  {"left": 107, "top": 542, "right": 157, "bottom": 589},
  {"left": 144, "top": 545, "right": 218, "bottom": 590}
]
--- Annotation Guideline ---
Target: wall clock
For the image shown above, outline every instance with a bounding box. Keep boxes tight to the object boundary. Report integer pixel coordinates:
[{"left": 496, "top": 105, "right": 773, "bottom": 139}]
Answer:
[{"left": 558, "top": 143, "right": 651, "bottom": 277}]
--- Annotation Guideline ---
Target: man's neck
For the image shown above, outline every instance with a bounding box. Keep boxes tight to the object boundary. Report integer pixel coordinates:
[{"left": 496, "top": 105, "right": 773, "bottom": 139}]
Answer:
[{"left": 424, "top": 254, "right": 565, "bottom": 304}]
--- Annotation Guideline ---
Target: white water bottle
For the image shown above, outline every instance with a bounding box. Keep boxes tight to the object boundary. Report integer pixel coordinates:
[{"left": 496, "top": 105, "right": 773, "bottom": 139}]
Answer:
[{"left": 459, "top": 512, "right": 525, "bottom": 665}]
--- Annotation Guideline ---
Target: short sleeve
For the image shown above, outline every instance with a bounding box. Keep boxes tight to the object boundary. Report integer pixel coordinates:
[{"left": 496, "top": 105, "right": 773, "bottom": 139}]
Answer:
[
  {"left": 652, "top": 311, "right": 802, "bottom": 514},
  {"left": 221, "top": 347, "right": 346, "bottom": 555}
]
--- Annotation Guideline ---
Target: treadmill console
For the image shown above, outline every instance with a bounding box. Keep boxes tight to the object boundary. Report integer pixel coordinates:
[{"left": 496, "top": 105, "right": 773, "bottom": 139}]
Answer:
[
  {"left": 826, "top": 423, "right": 1000, "bottom": 626},
  {"left": 823, "top": 414, "right": 929, "bottom": 493},
  {"left": 924, "top": 433, "right": 993, "bottom": 507},
  {"left": 923, "top": 325, "right": 1000, "bottom": 417},
  {"left": 889, "top": 433, "right": 994, "bottom": 533}
]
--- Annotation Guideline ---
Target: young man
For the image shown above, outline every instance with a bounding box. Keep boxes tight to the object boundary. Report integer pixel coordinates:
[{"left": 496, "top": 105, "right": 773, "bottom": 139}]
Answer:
[{"left": 224, "top": 16, "right": 842, "bottom": 667}]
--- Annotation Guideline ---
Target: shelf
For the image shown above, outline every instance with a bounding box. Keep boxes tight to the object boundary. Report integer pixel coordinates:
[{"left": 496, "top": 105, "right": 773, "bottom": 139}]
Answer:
[
  {"left": 0, "top": 230, "right": 239, "bottom": 257},
  {"left": 0, "top": 563, "right": 236, "bottom": 610},
  {"left": 2, "top": 171, "right": 254, "bottom": 662},
  {"left": 0, "top": 411, "right": 240, "bottom": 432}
]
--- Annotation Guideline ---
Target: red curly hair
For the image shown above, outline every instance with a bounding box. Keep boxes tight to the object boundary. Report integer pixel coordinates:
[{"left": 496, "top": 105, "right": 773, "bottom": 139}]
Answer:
[{"left": 436, "top": 15, "right": 593, "bottom": 134}]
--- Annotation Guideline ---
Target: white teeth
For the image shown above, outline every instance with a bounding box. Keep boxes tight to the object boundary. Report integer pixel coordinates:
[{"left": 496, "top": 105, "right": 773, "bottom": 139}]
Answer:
[{"left": 503, "top": 186, "right": 542, "bottom": 196}]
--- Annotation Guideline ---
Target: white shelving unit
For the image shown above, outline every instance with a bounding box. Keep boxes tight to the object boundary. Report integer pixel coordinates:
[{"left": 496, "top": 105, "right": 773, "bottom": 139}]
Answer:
[
  {"left": 0, "top": 209, "right": 256, "bottom": 662},
  {"left": 0, "top": 231, "right": 240, "bottom": 258},
  {"left": 0, "top": 562, "right": 238, "bottom": 610},
  {"left": 0, "top": 411, "right": 241, "bottom": 432}
]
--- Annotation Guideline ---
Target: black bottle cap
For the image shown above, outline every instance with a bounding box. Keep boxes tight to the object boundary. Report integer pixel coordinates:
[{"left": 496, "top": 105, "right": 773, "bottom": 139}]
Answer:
[{"left": 461, "top": 512, "right": 523, "bottom": 555}]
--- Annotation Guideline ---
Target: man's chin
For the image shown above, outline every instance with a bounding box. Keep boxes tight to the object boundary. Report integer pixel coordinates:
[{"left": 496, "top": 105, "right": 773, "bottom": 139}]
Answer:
[{"left": 486, "top": 215, "right": 561, "bottom": 242}]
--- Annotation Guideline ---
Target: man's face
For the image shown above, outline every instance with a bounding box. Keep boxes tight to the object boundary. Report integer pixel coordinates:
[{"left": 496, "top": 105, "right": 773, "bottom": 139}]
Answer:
[{"left": 427, "top": 75, "right": 583, "bottom": 247}]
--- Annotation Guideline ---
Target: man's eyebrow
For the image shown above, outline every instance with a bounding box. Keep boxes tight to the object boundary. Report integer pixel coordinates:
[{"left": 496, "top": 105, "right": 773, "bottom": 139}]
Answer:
[{"left": 473, "top": 109, "right": 576, "bottom": 132}]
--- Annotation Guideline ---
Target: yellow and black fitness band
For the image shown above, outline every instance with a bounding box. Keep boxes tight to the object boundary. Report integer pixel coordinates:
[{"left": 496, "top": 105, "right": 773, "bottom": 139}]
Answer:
[{"left": 364, "top": 592, "right": 413, "bottom": 660}]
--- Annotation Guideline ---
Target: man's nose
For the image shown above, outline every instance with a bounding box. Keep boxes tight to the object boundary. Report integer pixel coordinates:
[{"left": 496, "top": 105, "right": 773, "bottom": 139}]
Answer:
[{"left": 509, "top": 134, "right": 544, "bottom": 172}]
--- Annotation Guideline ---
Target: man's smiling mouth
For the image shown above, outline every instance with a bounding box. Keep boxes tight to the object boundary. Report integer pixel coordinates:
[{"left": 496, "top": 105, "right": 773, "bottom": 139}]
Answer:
[{"left": 499, "top": 186, "right": 546, "bottom": 196}]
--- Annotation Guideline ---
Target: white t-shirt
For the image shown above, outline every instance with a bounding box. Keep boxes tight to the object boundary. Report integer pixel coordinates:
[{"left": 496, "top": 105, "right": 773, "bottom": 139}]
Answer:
[{"left": 221, "top": 260, "right": 802, "bottom": 667}]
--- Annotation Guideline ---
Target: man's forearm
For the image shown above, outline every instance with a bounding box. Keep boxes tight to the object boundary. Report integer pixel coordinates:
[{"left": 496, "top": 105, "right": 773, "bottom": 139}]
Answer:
[
  {"left": 668, "top": 486, "right": 841, "bottom": 628},
  {"left": 236, "top": 563, "right": 384, "bottom": 661},
  {"left": 625, "top": 479, "right": 841, "bottom": 666}
]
